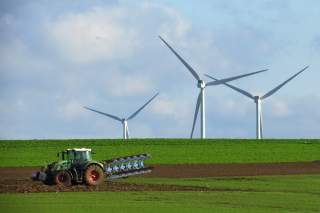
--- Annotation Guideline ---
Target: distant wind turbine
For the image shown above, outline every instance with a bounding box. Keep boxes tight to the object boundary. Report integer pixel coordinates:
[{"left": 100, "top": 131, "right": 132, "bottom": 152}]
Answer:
[
  {"left": 84, "top": 93, "right": 159, "bottom": 139},
  {"left": 205, "top": 66, "right": 309, "bottom": 139},
  {"left": 159, "top": 35, "right": 268, "bottom": 139}
]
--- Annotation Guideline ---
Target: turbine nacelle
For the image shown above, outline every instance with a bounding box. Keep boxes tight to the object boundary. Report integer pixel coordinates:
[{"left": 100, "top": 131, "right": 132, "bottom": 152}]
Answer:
[
  {"left": 254, "top": 96, "right": 261, "bottom": 103},
  {"left": 197, "top": 80, "right": 206, "bottom": 89}
]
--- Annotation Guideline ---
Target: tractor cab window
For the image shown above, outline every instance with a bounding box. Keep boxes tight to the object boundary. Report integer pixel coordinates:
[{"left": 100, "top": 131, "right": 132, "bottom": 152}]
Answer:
[
  {"left": 61, "top": 151, "right": 73, "bottom": 161},
  {"left": 85, "top": 151, "right": 92, "bottom": 161},
  {"left": 74, "top": 151, "right": 91, "bottom": 161}
]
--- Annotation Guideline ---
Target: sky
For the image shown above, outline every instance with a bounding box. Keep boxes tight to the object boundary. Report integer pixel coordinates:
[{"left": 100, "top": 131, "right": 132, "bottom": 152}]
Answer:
[{"left": 0, "top": 0, "right": 319, "bottom": 139}]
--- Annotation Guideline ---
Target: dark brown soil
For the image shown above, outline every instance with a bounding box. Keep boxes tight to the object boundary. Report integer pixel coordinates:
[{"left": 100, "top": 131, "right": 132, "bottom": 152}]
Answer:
[
  {"left": 1, "top": 161, "right": 319, "bottom": 193},
  {"left": 147, "top": 161, "right": 320, "bottom": 178}
]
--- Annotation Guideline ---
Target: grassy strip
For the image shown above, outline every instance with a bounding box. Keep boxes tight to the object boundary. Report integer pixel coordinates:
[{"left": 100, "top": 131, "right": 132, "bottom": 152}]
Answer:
[
  {"left": 0, "top": 139, "right": 319, "bottom": 167},
  {"left": 0, "top": 190, "right": 319, "bottom": 212},
  {"left": 119, "top": 175, "right": 320, "bottom": 195}
]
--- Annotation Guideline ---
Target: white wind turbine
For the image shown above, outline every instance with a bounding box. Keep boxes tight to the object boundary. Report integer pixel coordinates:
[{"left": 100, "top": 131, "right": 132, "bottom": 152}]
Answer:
[
  {"left": 84, "top": 93, "right": 159, "bottom": 139},
  {"left": 205, "top": 66, "right": 309, "bottom": 139},
  {"left": 159, "top": 36, "right": 268, "bottom": 139}
]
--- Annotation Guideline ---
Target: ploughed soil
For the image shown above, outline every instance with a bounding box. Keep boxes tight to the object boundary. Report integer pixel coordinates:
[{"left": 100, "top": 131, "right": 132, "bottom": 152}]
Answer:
[{"left": 1, "top": 161, "right": 320, "bottom": 193}]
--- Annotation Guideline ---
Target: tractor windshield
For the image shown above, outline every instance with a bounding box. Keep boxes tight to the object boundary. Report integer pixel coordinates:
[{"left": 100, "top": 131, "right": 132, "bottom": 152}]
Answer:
[{"left": 74, "top": 151, "right": 92, "bottom": 161}]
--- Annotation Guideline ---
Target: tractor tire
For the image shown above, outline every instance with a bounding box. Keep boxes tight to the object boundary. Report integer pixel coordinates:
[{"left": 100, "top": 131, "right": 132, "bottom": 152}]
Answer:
[
  {"left": 54, "top": 170, "right": 72, "bottom": 187},
  {"left": 85, "top": 164, "right": 104, "bottom": 186}
]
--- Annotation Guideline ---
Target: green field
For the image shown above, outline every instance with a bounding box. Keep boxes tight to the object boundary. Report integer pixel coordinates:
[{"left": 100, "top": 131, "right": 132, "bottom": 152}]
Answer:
[
  {"left": 1, "top": 175, "right": 319, "bottom": 213},
  {"left": 0, "top": 139, "right": 319, "bottom": 167},
  {"left": 1, "top": 139, "right": 319, "bottom": 212},
  {"left": 120, "top": 174, "right": 320, "bottom": 194}
]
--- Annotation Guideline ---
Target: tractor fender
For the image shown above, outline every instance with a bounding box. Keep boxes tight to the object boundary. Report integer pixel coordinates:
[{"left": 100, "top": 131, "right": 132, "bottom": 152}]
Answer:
[{"left": 84, "top": 161, "right": 104, "bottom": 171}]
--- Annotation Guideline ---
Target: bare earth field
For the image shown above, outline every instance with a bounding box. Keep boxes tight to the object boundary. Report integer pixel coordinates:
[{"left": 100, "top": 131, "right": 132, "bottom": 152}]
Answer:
[{"left": 1, "top": 161, "right": 319, "bottom": 193}]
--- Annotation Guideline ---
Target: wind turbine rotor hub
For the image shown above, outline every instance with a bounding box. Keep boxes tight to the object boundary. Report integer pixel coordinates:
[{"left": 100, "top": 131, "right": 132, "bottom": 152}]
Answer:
[
  {"left": 254, "top": 96, "right": 261, "bottom": 103},
  {"left": 197, "top": 80, "right": 206, "bottom": 89}
]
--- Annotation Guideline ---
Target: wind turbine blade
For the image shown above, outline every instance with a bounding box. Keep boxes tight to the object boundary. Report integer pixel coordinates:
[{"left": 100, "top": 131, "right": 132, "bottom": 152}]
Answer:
[
  {"left": 127, "top": 92, "right": 159, "bottom": 120},
  {"left": 190, "top": 92, "right": 201, "bottom": 138},
  {"left": 206, "top": 69, "right": 268, "bottom": 86},
  {"left": 262, "top": 66, "right": 309, "bottom": 100},
  {"left": 84, "top": 106, "right": 122, "bottom": 122},
  {"left": 205, "top": 74, "right": 255, "bottom": 99},
  {"left": 159, "top": 36, "right": 201, "bottom": 81}
]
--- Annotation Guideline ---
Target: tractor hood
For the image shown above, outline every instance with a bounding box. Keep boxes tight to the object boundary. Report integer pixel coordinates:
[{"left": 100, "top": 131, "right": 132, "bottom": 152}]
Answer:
[{"left": 45, "top": 160, "right": 69, "bottom": 172}]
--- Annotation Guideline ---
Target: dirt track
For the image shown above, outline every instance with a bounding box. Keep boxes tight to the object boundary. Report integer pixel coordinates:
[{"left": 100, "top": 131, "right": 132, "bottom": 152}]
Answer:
[{"left": 1, "top": 161, "right": 319, "bottom": 193}]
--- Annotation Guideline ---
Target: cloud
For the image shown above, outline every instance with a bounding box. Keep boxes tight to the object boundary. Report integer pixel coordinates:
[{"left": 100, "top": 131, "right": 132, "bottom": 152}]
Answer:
[
  {"left": 46, "top": 7, "right": 138, "bottom": 63},
  {"left": 57, "top": 99, "right": 86, "bottom": 121},
  {"left": 152, "top": 93, "right": 193, "bottom": 116},
  {"left": 312, "top": 36, "right": 320, "bottom": 52},
  {"left": 0, "top": 13, "right": 15, "bottom": 27},
  {"left": 267, "top": 98, "right": 291, "bottom": 117},
  {"left": 141, "top": 2, "right": 190, "bottom": 40},
  {"left": 103, "top": 72, "right": 153, "bottom": 97},
  {"left": 45, "top": 2, "right": 190, "bottom": 64},
  {"left": 151, "top": 97, "right": 176, "bottom": 116},
  {"left": 0, "top": 39, "right": 50, "bottom": 73},
  {"left": 0, "top": 0, "right": 28, "bottom": 13},
  {"left": 261, "top": 95, "right": 320, "bottom": 138}
]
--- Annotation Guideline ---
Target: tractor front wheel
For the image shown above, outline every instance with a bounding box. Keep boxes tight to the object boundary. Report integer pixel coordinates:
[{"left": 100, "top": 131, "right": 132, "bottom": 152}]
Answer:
[
  {"left": 55, "top": 170, "right": 72, "bottom": 187},
  {"left": 85, "top": 165, "right": 104, "bottom": 186}
]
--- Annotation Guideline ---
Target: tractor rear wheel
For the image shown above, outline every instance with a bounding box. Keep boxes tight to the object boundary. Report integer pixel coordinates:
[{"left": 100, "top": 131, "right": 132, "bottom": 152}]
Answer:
[
  {"left": 85, "top": 165, "right": 104, "bottom": 186},
  {"left": 55, "top": 170, "right": 72, "bottom": 187}
]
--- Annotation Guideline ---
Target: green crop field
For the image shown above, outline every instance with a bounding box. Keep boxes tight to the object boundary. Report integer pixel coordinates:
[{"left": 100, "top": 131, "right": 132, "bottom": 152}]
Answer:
[
  {"left": 0, "top": 139, "right": 319, "bottom": 167},
  {"left": 1, "top": 175, "right": 319, "bottom": 213}
]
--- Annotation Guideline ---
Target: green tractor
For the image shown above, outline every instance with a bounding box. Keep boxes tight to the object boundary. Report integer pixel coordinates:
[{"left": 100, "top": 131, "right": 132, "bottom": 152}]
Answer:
[{"left": 32, "top": 148, "right": 152, "bottom": 186}]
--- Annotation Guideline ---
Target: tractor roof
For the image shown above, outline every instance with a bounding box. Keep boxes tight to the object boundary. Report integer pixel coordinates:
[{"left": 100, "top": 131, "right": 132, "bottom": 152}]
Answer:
[{"left": 65, "top": 148, "right": 91, "bottom": 152}]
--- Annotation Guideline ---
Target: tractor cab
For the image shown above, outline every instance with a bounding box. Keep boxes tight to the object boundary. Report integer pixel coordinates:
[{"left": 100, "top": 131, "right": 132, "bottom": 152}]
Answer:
[{"left": 58, "top": 148, "right": 92, "bottom": 163}]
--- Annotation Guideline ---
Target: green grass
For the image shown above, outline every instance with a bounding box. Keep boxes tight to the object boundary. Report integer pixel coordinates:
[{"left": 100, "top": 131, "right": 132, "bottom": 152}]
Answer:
[
  {"left": 120, "top": 175, "right": 320, "bottom": 195},
  {"left": 1, "top": 139, "right": 320, "bottom": 167},
  {"left": 1, "top": 175, "right": 320, "bottom": 213}
]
